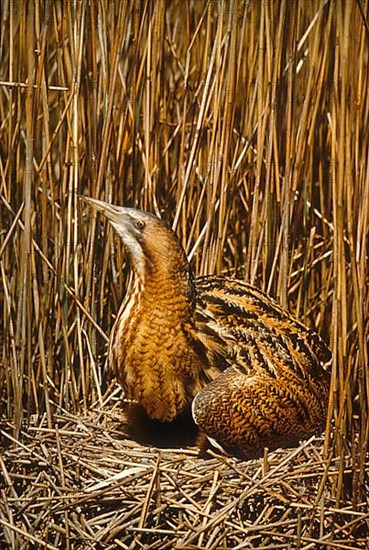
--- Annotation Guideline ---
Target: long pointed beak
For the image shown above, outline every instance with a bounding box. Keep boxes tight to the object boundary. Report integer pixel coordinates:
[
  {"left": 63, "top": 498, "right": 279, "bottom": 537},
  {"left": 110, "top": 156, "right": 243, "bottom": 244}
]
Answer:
[{"left": 81, "top": 196, "right": 124, "bottom": 224}]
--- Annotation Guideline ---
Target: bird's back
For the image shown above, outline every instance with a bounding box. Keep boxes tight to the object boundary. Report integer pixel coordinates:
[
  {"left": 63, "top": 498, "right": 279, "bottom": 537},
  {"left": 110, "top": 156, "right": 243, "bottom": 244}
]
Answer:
[
  {"left": 194, "top": 275, "right": 331, "bottom": 381},
  {"left": 192, "top": 275, "right": 331, "bottom": 458}
]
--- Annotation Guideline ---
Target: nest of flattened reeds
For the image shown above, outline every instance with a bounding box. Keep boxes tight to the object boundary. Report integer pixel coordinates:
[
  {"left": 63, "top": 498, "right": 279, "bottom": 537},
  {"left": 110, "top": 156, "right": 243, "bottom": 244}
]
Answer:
[{"left": 1, "top": 399, "right": 368, "bottom": 550}]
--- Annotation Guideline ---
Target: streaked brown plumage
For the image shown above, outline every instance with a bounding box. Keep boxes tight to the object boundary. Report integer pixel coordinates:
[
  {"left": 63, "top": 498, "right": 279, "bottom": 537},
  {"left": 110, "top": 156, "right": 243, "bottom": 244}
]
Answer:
[{"left": 84, "top": 197, "right": 331, "bottom": 459}]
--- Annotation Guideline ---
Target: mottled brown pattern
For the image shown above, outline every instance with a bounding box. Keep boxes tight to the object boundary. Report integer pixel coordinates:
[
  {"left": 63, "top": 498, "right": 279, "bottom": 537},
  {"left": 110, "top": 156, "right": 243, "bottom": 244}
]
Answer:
[
  {"left": 191, "top": 276, "right": 330, "bottom": 458},
  {"left": 85, "top": 197, "right": 331, "bottom": 459},
  {"left": 108, "top": 250, "right": 205, "bottom": 423}
]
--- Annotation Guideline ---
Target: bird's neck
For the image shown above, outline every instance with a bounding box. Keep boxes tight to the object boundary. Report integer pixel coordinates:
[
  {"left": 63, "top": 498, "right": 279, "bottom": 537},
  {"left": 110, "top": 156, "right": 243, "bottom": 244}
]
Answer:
[
  {"left": 110, "top": 255, "right": 203, "bottom": 422},
  {"left": 130, "top": 257, "right": 196, "bottom": 321}
]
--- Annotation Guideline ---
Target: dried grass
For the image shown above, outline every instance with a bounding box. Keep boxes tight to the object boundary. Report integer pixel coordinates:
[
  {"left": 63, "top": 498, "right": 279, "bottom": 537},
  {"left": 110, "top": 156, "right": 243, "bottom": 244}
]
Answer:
[
  {"left": 1, "top": 0, "right": 369, "bottom": 547},
  {"left": 1, "top": 410, "right": 368, "bottom": 549}
]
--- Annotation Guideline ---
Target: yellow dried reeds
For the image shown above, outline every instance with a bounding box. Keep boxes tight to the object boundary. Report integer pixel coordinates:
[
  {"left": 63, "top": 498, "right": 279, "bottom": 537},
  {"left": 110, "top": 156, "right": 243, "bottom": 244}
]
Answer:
[{"left": 0, "top": 0, "right": 368, "bottom": 516}]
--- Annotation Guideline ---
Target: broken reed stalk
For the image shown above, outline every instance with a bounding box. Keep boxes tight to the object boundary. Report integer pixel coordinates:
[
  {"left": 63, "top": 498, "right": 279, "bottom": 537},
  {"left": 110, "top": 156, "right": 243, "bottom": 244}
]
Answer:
[{"left": 0, "top": 0, "right": 368, "bottom": 507}]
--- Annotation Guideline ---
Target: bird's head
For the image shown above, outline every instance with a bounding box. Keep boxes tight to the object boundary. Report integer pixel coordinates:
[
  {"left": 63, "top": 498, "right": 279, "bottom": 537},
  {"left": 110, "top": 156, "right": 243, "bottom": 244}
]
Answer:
[{"left": 83, "top": 197, "right": 192, "bottom": 287}]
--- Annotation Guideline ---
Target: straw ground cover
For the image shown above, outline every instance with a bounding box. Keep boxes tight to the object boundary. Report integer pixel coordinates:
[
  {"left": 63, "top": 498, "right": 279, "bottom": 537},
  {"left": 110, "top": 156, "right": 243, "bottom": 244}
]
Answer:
[{"left": 0, "top": 0, "right": 368, "bottom": 548}]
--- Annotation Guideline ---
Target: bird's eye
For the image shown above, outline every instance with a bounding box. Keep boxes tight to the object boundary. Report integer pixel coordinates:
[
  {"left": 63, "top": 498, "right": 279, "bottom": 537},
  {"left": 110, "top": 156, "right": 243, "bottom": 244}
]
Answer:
[{"left": 136, "top": 220, "right": 145, "bottom": 230}]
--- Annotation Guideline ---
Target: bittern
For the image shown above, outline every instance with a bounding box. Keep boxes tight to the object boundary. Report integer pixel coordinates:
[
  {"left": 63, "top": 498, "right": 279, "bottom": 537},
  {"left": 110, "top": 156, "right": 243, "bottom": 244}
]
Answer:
[{"left": 84, "top": 197, "right": 331, "bottom": 459}]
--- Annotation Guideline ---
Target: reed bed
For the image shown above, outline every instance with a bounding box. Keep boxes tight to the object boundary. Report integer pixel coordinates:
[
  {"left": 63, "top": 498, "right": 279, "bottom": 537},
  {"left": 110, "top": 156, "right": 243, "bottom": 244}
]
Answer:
[{"left": 0, "top": 0, "right": 368, "bottom": 547}]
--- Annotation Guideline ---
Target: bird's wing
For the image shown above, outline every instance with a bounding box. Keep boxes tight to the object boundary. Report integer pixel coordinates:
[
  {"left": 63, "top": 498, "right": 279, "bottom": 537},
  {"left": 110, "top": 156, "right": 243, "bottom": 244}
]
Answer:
[
  {"left": 194, "top": 275, "right": 331, "bottom": 381},
  {"left": 192, "top": 362, "right": 328, "bottom": 459}
]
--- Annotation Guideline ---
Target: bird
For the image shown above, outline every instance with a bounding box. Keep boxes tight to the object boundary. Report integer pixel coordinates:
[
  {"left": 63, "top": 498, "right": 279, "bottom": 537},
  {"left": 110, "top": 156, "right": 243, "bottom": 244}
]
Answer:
[{"left": 83, "top": 197, "right": 331, "bottom": 459}]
